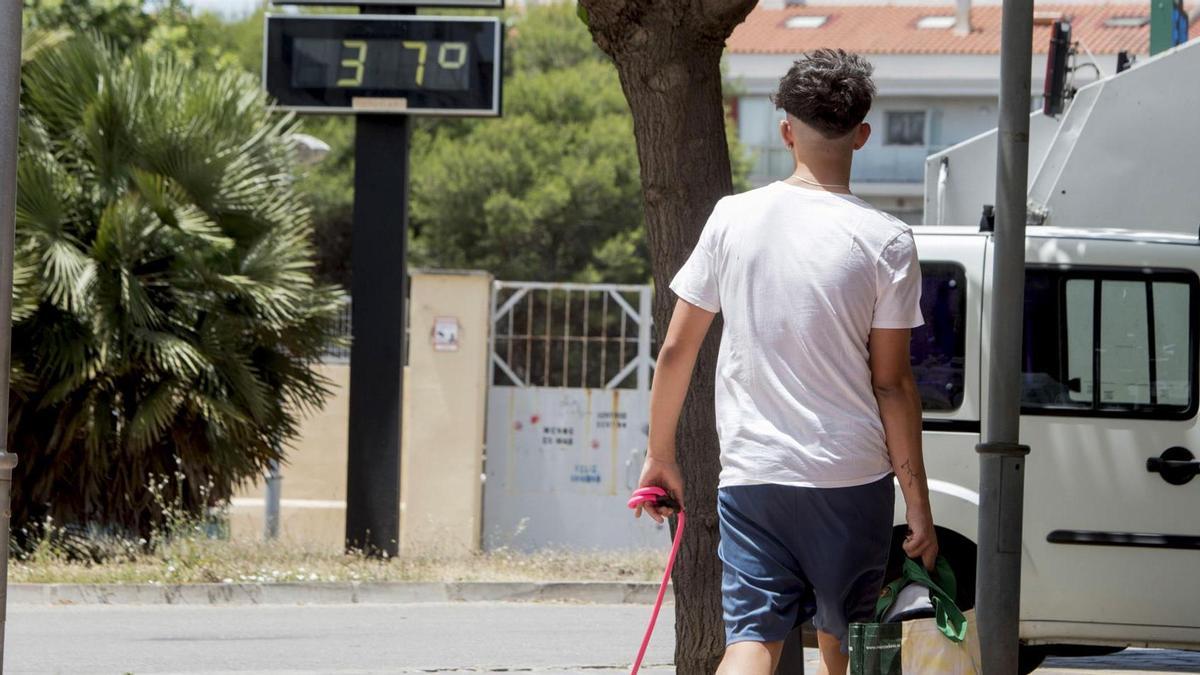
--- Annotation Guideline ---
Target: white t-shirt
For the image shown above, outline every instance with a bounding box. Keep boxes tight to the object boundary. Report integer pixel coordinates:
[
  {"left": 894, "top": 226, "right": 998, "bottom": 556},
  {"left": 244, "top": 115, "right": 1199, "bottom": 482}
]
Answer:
[{"left": 669, "top": 181, "right": 924, "bottom": 489}]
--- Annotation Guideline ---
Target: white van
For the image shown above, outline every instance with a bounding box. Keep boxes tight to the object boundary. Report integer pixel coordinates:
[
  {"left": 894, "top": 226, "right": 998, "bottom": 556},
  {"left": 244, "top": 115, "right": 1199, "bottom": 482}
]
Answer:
[{"left": 898, "top": 225, "right": 1199, "bottom": 671}]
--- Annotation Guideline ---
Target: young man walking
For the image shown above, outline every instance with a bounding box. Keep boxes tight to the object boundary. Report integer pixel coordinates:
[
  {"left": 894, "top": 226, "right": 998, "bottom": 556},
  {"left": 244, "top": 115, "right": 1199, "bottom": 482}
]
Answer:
[{"left": 633, "top": 50, "right": 937, "bottom": 675}]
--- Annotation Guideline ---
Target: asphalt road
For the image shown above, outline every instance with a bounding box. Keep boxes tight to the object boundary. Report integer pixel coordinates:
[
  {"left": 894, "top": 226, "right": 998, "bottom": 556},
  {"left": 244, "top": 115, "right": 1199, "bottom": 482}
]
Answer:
[
  {"left": 6, "top": 602, "right": 1200, "bottom": 674},
  {"left": 7, "top": 603, "right": 675, "bottom": 674}
]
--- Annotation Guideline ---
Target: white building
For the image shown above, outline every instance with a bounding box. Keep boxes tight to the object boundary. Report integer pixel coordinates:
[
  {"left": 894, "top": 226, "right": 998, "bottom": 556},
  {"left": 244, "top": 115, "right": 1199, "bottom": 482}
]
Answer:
[{"left": 724, "top": 1, "right": 1166, "bottom": 222}]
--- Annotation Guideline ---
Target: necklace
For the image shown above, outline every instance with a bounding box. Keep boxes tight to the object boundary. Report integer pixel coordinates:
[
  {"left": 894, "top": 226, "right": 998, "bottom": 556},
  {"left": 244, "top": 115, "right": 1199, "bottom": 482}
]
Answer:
[{"left": 786, "top": 173, "right": 850, "bottom": 190}]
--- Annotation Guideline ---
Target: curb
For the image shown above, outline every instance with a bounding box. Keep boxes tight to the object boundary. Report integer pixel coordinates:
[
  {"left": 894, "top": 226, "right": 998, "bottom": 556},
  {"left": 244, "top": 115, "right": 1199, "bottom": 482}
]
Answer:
[{"left": 7, "top": 580, "right": 669, "bottom": 606}]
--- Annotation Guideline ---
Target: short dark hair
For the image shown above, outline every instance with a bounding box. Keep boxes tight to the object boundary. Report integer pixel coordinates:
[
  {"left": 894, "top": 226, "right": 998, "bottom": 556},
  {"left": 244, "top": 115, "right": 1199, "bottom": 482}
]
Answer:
[{"left": 771, "top": 49, "right": 875, "bottom": 139}]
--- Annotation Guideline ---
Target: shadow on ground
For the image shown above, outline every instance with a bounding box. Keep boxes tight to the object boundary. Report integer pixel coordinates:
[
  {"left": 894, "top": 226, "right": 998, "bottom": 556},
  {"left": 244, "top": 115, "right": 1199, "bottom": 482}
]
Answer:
[{"left": 1040, "top": 648, "right": 1200, "bottom": 672}]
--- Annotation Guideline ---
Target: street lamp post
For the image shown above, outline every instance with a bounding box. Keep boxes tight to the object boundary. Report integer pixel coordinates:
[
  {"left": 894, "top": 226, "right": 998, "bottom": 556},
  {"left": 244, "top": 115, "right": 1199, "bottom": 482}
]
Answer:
[
  {"left": 0, "top": 0, "right": 26, "bottom": 668},
  {"left": 976, "top": 0, "right": 1035, "bottom": 671}
]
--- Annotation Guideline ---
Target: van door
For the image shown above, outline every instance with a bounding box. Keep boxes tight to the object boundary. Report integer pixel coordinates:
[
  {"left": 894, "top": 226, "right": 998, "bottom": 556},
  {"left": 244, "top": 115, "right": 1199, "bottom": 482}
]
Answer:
[
  {"left": 908, "top": 230, "right": 986, "bottom": 592},
  {"left": 1011, "top": 235, "right": 1200, "bottom": 644}
]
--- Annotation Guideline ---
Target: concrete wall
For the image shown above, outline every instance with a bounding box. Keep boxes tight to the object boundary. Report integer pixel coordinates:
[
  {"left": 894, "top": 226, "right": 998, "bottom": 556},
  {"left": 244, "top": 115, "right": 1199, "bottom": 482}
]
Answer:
[
  {"left": 399, "top": 270, "right": 492, "bottom": 555},
  {"left": 229, "top": 362, "right": 351, "bottom": 548},
  {"left": 230, "top": 270, "right": 492, "bottom": 554}
]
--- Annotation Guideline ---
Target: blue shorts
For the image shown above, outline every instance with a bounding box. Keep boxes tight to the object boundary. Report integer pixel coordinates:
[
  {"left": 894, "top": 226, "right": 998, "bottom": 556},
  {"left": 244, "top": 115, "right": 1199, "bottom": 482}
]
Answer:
[{"left": 717, "top": 476, "right": 895, "bottom": 650}]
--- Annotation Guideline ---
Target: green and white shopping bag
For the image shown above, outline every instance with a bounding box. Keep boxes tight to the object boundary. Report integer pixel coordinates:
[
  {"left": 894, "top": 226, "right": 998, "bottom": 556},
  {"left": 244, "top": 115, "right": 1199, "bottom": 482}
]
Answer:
[{"left": 848, "top": 557, "right": 982, "bottom": 675}]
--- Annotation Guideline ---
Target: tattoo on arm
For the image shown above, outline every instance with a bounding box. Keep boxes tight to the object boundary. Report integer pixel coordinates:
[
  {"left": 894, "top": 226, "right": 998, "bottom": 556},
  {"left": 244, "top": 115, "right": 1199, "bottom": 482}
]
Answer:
[{"left": 899, "top": 458, "right": 920, "bottom": 488}]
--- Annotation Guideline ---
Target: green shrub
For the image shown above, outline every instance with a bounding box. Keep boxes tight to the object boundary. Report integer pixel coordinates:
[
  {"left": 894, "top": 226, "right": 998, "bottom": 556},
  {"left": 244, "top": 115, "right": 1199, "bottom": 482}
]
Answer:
[{"left": 9, "top": 34, "right": 343, "bottom": 537}]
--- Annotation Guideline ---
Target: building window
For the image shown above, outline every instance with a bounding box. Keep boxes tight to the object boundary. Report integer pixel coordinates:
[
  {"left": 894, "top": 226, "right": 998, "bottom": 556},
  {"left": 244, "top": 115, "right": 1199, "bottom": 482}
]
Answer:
[
  {"left": 885, "top": 111, "right": 927, "bottom": 146},
  {"left": 784, "top": 15, "right": 828, "bottom": 29},
  {"left": 1021, "top": 267, "right": 1197, "bottom": 418},
  {"left": 1104, "top": 15, "right": 1149, "bottom": 28},
  {"left": 912, "top": 262, "right": 967, "bottom": 411},
  {"left": 916, "top": 15, "right": 957, "bottom": 29},
  {"left": 738, "top": 95, "right": 798, "bottom": 183}
]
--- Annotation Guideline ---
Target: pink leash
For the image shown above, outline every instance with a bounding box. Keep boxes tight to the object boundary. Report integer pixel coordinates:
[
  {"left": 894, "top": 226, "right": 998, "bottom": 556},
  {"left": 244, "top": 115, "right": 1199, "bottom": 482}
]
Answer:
[{"left": 626, "top": 486, "right": 686, "bottom": 675}]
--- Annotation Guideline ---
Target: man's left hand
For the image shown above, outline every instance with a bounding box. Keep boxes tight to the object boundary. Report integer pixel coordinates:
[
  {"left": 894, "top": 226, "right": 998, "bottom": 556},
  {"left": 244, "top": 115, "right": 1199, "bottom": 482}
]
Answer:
[{"left": 903, "top": 506, "right": 939, "bottom": 570}]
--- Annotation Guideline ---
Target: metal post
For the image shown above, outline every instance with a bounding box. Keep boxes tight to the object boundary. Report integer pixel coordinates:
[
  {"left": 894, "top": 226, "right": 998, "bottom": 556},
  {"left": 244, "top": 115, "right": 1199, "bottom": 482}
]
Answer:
[
  {"left": 635, "top": 287, "right": 652, "bottom": 392},
  {"left": 344, "top": 3, "right": 413, "bottom": 559},
  {"left": 0, "top": 0, "right": 24, "bottom": 668},
  {"left": 977, "top": 0, "right": 1034, "bottom": 671},
  {"left": 344, "top": 112, "right": 409, "bottom": 557},
  {"left": 264, "top": 459, "right": 281, "bottom": 540}
]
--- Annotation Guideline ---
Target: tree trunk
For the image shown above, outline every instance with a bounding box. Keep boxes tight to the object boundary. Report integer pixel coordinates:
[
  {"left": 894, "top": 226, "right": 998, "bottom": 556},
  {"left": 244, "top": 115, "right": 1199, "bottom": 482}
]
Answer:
[{"left": 578, "top": 3, "right": 757, "bottom": 672}]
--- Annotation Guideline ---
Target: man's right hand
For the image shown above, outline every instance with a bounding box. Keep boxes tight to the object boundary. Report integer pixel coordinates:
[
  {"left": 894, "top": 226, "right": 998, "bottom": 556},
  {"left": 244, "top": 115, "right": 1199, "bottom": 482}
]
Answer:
[{"left": 634, "top": 455, "right": 685, "bottom": 524}]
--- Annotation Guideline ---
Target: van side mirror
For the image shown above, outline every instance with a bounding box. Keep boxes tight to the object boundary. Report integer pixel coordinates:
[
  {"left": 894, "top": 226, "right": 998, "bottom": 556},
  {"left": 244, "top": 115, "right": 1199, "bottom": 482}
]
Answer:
[{"left": 1067, "top": 377, "right": 1082, "bottom": 393}]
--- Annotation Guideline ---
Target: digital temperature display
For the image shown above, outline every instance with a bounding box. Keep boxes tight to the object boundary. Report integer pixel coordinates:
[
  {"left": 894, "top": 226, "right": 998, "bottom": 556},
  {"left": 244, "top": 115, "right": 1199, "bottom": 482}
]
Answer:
[
  {"left": 264, "top": 15, "right": 501, "bottom": 115},
  {"left": 291, "top": 38, "right": 473, "bottom": 91}
]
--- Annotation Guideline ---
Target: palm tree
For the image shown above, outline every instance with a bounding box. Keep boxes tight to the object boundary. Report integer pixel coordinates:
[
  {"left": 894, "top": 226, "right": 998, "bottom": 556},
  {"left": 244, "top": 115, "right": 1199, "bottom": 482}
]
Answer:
[
  {"left": 20, "top": 29, "right": 71, "bottom": 66},
  {"left": 9, "top": 34, "right": 344, "bottom": 537}
]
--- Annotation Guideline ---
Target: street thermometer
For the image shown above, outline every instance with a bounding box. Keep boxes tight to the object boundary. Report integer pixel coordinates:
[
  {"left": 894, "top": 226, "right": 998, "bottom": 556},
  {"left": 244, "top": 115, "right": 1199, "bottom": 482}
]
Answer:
[{"left": 263, "top": 5, "right": 503, "bottom": 554}]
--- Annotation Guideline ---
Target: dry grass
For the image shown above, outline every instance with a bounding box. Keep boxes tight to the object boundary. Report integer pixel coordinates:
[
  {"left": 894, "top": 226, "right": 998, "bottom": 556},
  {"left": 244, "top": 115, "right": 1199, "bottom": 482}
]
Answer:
[
  {"left": 11, "top": 475, "right": 669, "bottom": 586},
  {"left": 10, "top": 534, "right": 669, "bottom": 586}
]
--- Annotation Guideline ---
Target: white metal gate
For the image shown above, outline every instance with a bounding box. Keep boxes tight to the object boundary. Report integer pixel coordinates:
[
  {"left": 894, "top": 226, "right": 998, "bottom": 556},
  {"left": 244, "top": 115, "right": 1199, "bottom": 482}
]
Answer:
[{"left": 483, "top": 281, "right": 669, "bottom": 550}]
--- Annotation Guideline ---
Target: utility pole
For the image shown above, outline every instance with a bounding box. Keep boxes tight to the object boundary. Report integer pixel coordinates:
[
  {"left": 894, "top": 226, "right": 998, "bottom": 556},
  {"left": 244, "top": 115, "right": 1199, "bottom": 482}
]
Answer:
[
  {"left": 976, "top": 0, "right": 1034, "bottom": 671},
  {"left": 0, "top": 0, "right": 25, "bottom": 668}
]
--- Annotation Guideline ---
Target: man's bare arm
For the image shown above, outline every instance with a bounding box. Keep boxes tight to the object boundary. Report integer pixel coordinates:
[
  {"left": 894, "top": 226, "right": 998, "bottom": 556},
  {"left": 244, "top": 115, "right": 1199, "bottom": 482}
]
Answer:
[
  {"left": 635, "top": 299, "right": 716, "bottom": 523},
  {"left": 869, "top": 327, "right": 938, "bottom": 569}
]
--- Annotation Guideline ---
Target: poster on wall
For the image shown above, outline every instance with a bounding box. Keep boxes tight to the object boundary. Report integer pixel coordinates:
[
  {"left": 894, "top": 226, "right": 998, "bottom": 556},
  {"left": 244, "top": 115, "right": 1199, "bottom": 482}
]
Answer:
[{"left": 433, "top": 316, "right": 460, "bottom": 352}]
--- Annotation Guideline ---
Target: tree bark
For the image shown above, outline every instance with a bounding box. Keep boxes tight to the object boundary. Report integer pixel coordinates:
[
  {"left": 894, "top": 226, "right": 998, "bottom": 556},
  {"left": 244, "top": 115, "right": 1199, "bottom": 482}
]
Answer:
[{"left": 578, "top": 2, "right": 757, "bottom": 672}]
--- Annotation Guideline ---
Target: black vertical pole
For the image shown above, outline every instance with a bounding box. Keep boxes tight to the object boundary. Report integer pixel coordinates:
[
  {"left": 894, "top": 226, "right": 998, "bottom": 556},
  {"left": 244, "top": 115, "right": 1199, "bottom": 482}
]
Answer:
[
  {"left": 345, "top": 113, "right": 410, "bottom": 556},
  {"left": 343, "top": 3, "right": 414, "bottom": 558}
]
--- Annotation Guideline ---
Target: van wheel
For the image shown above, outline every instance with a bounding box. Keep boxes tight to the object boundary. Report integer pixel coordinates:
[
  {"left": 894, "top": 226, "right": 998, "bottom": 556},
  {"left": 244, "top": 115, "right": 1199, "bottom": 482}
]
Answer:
[{"left": 1019, "top": 644, "right": 1047, "bottom": 674}]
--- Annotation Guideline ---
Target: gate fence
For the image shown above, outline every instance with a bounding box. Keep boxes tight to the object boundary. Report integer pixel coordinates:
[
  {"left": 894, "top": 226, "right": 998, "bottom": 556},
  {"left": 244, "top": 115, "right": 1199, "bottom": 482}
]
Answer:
[
  {"left": 484, "top": 281, "right": 667, "bottom": 551},
  {"left": 490, "top": 282, "right": 654, "bottom": 390}
]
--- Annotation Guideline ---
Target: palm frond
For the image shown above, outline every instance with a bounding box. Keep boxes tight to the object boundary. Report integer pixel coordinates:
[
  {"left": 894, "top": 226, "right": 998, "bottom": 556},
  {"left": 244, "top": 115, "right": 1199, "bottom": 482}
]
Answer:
[
  {"left": 19, "top": 35, "right": 111, "bottom": 141},
  {"left": 127, "top": 380, "right": 185, "bottom": 453},
  {"left": 20, "top": 29, "right": 72, "bottom": 65},
  {"left": 39, "top": 237, "right": 94, "bottom": 313}
]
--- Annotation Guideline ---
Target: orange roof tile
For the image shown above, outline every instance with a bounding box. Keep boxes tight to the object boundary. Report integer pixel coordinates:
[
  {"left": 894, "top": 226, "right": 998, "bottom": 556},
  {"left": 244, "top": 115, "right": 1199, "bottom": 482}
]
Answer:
[{"left": 727, "top": 4, "right": 1190, "bottom": 55}]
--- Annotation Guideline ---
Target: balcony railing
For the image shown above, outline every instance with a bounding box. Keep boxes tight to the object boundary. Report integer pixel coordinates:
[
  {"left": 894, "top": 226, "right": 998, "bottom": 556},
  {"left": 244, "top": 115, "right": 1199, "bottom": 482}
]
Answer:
[{"left": 747, "top": 144, "right": 951, "bottom": 185}]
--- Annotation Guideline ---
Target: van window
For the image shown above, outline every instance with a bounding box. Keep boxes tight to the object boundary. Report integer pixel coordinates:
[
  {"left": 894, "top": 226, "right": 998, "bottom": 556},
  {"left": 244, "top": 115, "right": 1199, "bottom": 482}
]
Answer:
[
  {"left": 1021, "top": 267, "right": 1196, "bottom": 418},
  {"left": 912, "top": 262, "right": 966, "bottom": 411},
  {"left": 1154, "top": 282, "right": 1193, "bottom": 406},
  {"left": 1063, "top": 279, "right": 1094, "bottom": 403}
]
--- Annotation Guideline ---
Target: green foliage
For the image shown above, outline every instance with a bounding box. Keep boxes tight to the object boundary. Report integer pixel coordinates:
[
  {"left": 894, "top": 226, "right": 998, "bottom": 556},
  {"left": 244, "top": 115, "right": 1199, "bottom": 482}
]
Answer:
[
  {"left": 507, "top": 1, "right": 601, "bottom": 75},
  {"left": 23, "top": 0, "right": 255, "bottom": 70},
  {"left": 10, "top": 34, "right": 343, "bottom": 536},
  {"left": 140, "top": 9, "right": 251, "bottom": 71},
  {"left": 409, "top": 3, "right": 648, "bottom": 283},
  {"left": 23, "top": 0, "right": 155, "bottom": 53},
  {"left": 295, "top": 116, "right": 356, "bottom": 287},
  {"left": 222, "top": 5, "right": 270, "bottom": 74}
]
